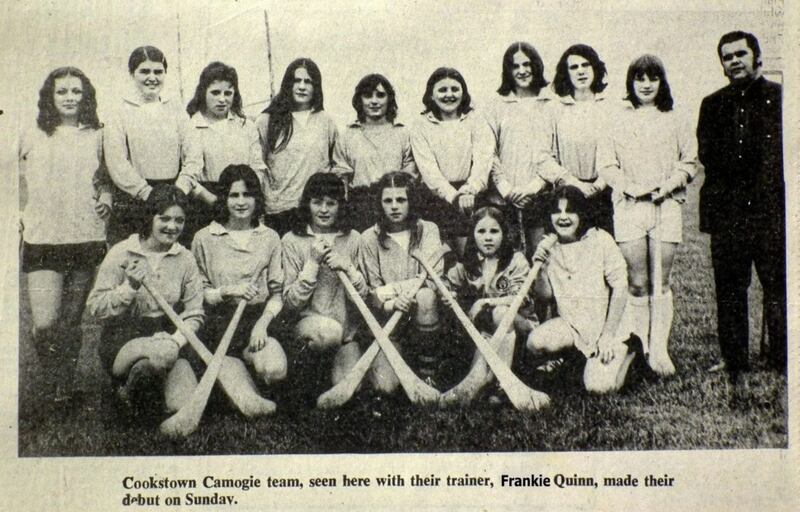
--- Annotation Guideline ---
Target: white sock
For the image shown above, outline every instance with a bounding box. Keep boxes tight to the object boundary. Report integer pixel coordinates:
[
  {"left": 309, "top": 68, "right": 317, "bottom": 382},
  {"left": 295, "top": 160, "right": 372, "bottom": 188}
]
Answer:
[
  {"left": 649, "top": 289, "right": 676, "bottom": 375},
  {"left": 619, "top": 294, "right": 650, "bottom": 354}
]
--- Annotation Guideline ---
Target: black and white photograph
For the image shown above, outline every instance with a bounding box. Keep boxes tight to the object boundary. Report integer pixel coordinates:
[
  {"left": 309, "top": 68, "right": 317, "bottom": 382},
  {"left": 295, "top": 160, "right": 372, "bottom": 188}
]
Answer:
[{"left": 1, "top": 0, "right": 796, "bottom": 510}]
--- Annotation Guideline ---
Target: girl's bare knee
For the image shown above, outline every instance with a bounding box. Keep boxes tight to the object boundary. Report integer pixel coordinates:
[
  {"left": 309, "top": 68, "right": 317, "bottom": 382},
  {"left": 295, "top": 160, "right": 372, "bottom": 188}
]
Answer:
[
  {"left": 296, "top": 316, "right": 344, "bottom": 352},
  {"left": 371, "top": 371, "right": 399, "bottom": 394}
]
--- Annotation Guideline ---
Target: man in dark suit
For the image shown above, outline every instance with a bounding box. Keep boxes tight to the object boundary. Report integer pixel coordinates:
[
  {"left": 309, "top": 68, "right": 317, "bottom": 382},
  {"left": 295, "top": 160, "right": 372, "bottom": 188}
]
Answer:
[{"left": 696, "top": 31, "right": 786, "bottom": 383}]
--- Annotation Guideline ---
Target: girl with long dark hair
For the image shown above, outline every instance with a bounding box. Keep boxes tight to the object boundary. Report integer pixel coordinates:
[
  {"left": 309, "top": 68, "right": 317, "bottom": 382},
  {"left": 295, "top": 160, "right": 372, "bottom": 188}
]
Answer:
[
  {"left": 332, "top": 73, "right": 416, "bottom": 232},
  {"left": 190, "top": 165, "right": 285, "bottom": 409},
  {"left": 256, "top": 58, "right": 337, "bottom": 236},
  {"left": 20, "top": 66, "right": 110, "bottom": 410},
  {"left": 550, "top": 43, "right": 614, "bottom": 235},
  {"left": 358, "top": 172, "right": 446, "bottom": 391},
  {"left": 441, "top": 206, "right": 537, "bottom": 404}
]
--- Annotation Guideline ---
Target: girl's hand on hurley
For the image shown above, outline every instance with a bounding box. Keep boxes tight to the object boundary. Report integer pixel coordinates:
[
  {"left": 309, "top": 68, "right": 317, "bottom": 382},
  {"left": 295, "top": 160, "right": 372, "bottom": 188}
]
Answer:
[
  {"left": 468, "top": 300, "right": 486, "bottom": 321},
  {"left": 323, "top": 251, "right": 350, "bottom": 272},
  {"left": 532, "top": 234, "right": 557, "bottom": 264},
  {"left": 596, "top": 333, "right": 616, "bottom": 364},
  {"left": 123, "top": 258, "right": 151, "bottom": 289},
  {"left": 393, "top": 292, "right": 415, "bottom": 313},
  {"left": 439, "top": 291, "right": 455, "bottom": 309},
  {"left": 223, "top": 282, "right": 259, "bottom": 301},
  {"left": 94, "top": 201, "right": 112, "bottom": 220},
  {"left": 310, "top": 237, "right": 331, "bottom": 263}
]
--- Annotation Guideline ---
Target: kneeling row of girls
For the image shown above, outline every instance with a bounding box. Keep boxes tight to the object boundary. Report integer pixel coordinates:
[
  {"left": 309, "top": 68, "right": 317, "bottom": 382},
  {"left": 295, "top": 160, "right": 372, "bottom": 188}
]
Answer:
[{"left": 85, "top": 165, "right": 647, "bottom": 415}]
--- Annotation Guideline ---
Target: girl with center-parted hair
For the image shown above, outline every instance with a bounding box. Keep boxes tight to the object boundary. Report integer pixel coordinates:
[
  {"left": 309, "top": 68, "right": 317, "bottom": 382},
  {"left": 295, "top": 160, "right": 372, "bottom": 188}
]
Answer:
[
  {"left": 281, "top": 173, "right": 369, "bottom": 391},
  {"left": 527, "top": 186, "right": 636, "bottom": 394},
  {"left": 177, "top": 62, "right": 267, "bottom": 244},
  {"left": 485, "top": 42, "right": 571, "bottom": 255},
  {"left": 256, "top": 58, "right": 337, "bottom": 236},
  {"left": 104, "top": 46, "right": 187, "bottom": 245},
  {"left": 410, "top": 67, "right": 494, "bottom": 256},
  {"left": 190, "top": 165, "right": 286, "bottom": 411},
  {"left": 440, "top": 206, "right": 538, "bottom": 404},
  {"left": 20, "top": 66, "right": 112, "bottom": 410},
  {"left": 358, "top": 171, "right": 446, "bottom": 392},
  {"left": 597, "top": 54, "right": 698, "bottom": 377},
  {"left": 332, "top": 73, "right": 417, "bottom": 232},
  {"left": 87, "top": 185, "right": 202, "bottom": 415},
  {"left": 550, "top": 43, "right": 614, "bottom": 235}
]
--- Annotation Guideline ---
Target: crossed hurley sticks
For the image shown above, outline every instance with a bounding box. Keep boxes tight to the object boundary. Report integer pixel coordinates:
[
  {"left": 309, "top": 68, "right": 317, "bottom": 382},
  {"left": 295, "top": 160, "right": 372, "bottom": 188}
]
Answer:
[
  {"left": 323, "top": 237, "right": 555, "bottom": 413},
  {"left": 142, "top": 260, "right": 275, "bottom": 438},
  {"left": 143, "top": 237, "right": 554, "bottom": 437}
]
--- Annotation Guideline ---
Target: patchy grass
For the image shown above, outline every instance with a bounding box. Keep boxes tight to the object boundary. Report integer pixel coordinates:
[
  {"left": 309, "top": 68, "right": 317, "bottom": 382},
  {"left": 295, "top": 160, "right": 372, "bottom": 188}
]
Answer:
[{"left": 17, "top": 179, "right": 787, "bottom": 456}]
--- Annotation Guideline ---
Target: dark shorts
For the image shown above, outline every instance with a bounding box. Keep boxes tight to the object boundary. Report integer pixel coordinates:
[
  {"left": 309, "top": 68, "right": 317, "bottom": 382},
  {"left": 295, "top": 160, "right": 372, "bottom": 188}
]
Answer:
[
  {"left": 183, "top": 303, "right": 266, "bottom": 374},
  {"left": 98, "top": 315, "right": 174, "bottom": 377},
  {"left": 22, "top": 241, "right": 106, "bottom": 273}
]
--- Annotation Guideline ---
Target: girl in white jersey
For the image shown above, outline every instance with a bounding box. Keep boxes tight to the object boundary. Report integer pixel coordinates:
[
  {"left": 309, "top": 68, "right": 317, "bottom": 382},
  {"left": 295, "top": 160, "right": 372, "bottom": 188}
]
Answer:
[
  {"left": 20, "top": 67, "right": 111, "bottom": 411},
  {"left": 104, "top": 46, "right": 186, "bottom": 245},
  {"left": 597, "top": 55, "right": 698, "bottom": 376},
  {"left": 528, "top": 186, "right": 636, "bottom": 393},
  {"left": 256, "top": 58, "right": 337, "bottom": 236},
  {"left": 359, "top": 172, "right": 446, "bottom": 392}
]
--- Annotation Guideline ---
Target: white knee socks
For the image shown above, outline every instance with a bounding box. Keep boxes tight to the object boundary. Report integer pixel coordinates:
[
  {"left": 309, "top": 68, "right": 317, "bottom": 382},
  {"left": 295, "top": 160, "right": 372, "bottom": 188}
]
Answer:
[
  {"left": 619, "top": 294, "right": 651, "bottom": 355},
  {"left": 649, "top": 289, "right": 676, "bottom": 376}
]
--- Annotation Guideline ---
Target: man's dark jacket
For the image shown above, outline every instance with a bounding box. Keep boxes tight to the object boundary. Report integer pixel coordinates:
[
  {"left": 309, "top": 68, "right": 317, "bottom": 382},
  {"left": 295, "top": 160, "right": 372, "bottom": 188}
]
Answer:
[{"left": 697, "top": 76, "right": 784, "bottom": 235}]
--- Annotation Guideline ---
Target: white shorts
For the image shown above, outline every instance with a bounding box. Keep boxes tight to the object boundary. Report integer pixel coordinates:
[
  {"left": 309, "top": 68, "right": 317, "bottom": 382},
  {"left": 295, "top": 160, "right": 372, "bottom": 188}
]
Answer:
[{"left": 612, "top": 198, "right": 683, "bottom": 244}]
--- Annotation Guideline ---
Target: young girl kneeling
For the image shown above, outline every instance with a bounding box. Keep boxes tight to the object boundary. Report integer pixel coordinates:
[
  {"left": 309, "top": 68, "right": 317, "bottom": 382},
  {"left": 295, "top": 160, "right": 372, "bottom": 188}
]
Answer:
[
  {"left": 282, "top": 173, "right": 368, "bottom": 391},
  {"left": 359, "top": 171, "right": 445, "bottom": 392},
  {"left": 87, "top": 185, "right": 202, "bottom": 415},
  {"left": 528, "top": 186, "right": 636, "bottom": 393},
  {"left": 442, "top": 206, "right": 537, "bottom": 403},
  {"left": 191, "top": 165, "right": 285, "bottom": 413}
]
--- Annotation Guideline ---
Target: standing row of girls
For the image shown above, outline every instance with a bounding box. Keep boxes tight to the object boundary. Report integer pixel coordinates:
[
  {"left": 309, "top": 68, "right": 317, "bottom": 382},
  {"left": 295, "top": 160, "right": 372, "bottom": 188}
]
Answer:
[{"left": 20, "top": 40, "right": 695, "bottom": 413}]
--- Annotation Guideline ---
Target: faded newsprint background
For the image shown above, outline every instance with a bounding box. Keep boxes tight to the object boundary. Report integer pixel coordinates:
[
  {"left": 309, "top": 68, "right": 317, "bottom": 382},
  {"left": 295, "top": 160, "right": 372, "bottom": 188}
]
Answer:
[{"left": 0, "top": 0, "right": 798, "bottom": 510}]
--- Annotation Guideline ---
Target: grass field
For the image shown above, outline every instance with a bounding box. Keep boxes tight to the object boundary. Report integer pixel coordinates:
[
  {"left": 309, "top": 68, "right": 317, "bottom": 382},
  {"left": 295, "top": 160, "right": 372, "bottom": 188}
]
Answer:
[{"left": 17, "top": 178, "right": 788, "bottom": 456}]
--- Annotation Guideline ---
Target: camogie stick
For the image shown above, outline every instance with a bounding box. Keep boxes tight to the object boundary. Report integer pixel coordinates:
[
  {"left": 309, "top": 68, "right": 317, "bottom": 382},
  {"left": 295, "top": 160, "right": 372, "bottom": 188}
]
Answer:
[
  {"left": 335, "top": 271, "right": 440, "bottom": 404},
  {"left": 316, "top": 249, "right": 447, "bottom": 409},
  {"left": 412, "top": 239, "right": 555, "bottom": 412},
  {"left": 142, "top": 278, "right": 277, "bottom": 420},
  {"left": 159, "top": 262, "right": 271, "bottom": 437},
  {"left": 648, "top": 203, "right": 676, "bottom": 376}
]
